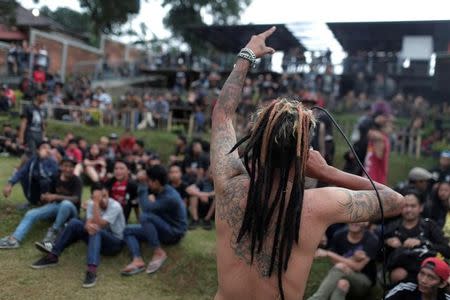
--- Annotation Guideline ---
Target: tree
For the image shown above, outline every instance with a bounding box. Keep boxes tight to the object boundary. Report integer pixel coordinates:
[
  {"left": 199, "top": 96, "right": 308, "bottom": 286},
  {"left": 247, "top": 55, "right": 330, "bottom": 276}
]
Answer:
[
  {"left": 0, "top": 0, "right": 18, "bottom": 26},
  {"left": 79, "top": 0, "right": 140, "bottom": 35},
  {"left": 40, "top": 6, "right": 91, "bottom": 35},
  {"left": 162, "top": 0, "right": 252, "bottom": 53}
]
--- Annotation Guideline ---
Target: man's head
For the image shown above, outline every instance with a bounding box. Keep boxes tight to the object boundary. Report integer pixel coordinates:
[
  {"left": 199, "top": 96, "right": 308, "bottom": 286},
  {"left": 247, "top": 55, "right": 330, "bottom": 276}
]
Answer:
[
  {"left": 418, "top": 257, "right": 449, "bottom": 294},
  {"left": 91, "top": 182, "right": 109, "bottom": 209},
  {"left": 229, "top": 98, "right": 315, "bottom": 281},
  {"left": 168, "top": 164, "right": 183, "bottom": 183},
  {"left": 437, "top": 181, "right": 450, "bottom": 206},
  {"left": 348, "top": 222, "right": 369, "bottom": 234},
  {"left": 408, "top": 167, "right": 432, "bottom": 192},
  {"left": 146, "top": 165, "right": 168, "bottom": 192},
  {"left": 176, "top": 135, "right": 187, "bottom": 147},
  {"left": 114, "top": 160, "right": 129, "bottom": 181},
  {"left": 192, "top": 141, "right": 203, "bottom": 156},
  {"left": 37, "top": 141, "right": 51, "bottom": 158},
  {"left": 440, "top": 151, "right": 450, "bottom": 170},
  {"left": 67, "top": 139, "right": 78, "bottom": 150},
  {"left": 34, "top": 89, "right": 47, "bottom": 105},
  {"left": 60, "top": 157, "right": 76, "bottom": 177},
  {"left": 401, "top": 189, "right": 424, "bottom": 222}
]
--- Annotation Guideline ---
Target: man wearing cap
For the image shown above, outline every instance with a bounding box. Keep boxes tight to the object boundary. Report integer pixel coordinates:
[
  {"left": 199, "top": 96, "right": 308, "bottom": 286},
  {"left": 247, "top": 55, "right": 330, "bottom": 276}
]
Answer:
[
  {"left": 386, "top": 257, "right": 450, "bottom": 300},
  {"left": 396, "top": 167, "right": 433, "bottom": 200},
  {"left": 0, "top": 156, "right": 81, "bottom": 250},
  {"left": 19, "top": 89, "right": 47, "bottom": 154}
]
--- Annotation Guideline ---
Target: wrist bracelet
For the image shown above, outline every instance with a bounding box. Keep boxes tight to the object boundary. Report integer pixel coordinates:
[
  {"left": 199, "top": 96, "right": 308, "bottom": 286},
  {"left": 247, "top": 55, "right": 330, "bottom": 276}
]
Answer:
[{"left": 237, "top": 47, "right": 256, "bottom": 67}]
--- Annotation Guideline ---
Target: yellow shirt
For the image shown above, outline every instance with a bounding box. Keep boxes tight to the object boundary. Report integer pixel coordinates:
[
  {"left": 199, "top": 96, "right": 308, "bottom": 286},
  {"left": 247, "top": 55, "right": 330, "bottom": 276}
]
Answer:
[{"left": 443, "top": 212, "right": 450, "bottom": 238}]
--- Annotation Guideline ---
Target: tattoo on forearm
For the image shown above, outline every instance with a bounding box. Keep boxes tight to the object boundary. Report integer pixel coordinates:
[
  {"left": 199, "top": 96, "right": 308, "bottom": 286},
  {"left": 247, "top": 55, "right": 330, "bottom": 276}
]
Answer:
[
  {"left": 216, "top": 60, "right": 249, "bottom": 114},
  {"left": 338, "top": 189, "right": 400, "bottom": 222}
]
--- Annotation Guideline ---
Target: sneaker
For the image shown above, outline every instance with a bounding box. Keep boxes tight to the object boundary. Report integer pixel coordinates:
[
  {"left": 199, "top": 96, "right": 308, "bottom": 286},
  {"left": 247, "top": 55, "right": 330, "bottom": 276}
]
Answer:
[
  {"left": 35, "top": 240, "right": 54, "bottom": 254},
  {"left": 188, "top": 220, "right": 199, "bottom": 230},
  {"left": 0, "top": 236, "right": 20, "bottom": 249},
  {"left": 31, "top": 255, "right": 58, "bottom": 269},
  {"left": 82, "top": 271, "right": 97, "bottom": 288},
  {"left": 202, "top": 219, "right": 213, "bottom": 230},
  {"left": 43, "top": 228, "right": 58, "bottom": 243}
]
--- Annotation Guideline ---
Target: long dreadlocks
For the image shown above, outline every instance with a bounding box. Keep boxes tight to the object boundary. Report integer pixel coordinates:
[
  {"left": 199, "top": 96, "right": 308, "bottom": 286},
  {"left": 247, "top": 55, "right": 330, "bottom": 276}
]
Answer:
[{"left": 228, "top": 98, "right": 315, "bottom": 300}]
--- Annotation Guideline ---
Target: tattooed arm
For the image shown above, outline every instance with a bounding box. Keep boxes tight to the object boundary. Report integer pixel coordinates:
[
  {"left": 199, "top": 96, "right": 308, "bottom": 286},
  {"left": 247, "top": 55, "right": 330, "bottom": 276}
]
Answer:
[
  {"left": 312, "top": 187, "right": 405, "bottom": 224},
  {"left": 211, "top": 27, "right": 276, "bottom": 188}
]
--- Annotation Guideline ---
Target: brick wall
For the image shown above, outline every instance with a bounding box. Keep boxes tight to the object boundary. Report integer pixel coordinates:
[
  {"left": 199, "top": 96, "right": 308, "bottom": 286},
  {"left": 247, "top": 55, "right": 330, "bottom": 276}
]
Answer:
[
  {"left": 0, "top": 47, "right": 7, "bottom": 73},
  {"left": 104, "top": 39, "right": 125, "bottom": 66},
  {"left": 66, "top": 46, "right": 101, "bottom": 74},
  {"left": 128, "top": 47, "right": 144, "bottom": 62}
]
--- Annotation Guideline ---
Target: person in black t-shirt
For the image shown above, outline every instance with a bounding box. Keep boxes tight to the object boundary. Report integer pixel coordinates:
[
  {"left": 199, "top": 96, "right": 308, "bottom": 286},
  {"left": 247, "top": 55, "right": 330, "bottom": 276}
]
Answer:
[
  {"left": 385, "top": 190, "right": 450, "bottom": 284},
  {"left": 182, "top": 141, "right": 210, "bottom": 184},
  {"left": 186, "top": 168, "right": 215, "bottom": 230},
  {"left": 19, "top": 89, "right": 47, "bottom": 154},
  {"left": 0, "top": 157, "right": 81, "bottom": 251},
  {"left": 307, "top": 222, "right": 379, "bottom": 300},
  {"left": 168, "top": 164, "right": 188, "bottom": 204}
]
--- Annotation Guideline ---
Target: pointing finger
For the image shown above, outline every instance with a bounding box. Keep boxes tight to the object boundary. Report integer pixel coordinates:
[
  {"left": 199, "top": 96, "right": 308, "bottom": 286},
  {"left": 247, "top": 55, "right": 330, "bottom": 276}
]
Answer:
[{"left": 259, "top": 26, "right": 276, "bottom": 40}]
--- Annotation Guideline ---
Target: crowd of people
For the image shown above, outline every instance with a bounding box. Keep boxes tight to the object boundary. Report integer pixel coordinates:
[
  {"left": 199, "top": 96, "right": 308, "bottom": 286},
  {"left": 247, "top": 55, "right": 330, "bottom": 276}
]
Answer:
[{"left": 0, "top": 96, "right": 216, "bottom": 286}]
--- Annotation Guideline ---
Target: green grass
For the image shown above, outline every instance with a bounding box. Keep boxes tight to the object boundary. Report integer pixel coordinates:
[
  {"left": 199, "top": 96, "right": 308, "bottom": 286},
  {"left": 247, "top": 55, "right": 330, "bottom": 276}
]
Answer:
[{"left": 0, "top": 115, "right": 438, "bottom": 299}]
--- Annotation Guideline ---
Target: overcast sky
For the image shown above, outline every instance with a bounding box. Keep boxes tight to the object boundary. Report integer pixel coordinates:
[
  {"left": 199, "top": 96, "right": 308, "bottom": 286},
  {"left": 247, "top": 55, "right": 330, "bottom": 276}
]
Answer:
[{"left": 20, "top": 0, "right": 450, "bottom": 42}]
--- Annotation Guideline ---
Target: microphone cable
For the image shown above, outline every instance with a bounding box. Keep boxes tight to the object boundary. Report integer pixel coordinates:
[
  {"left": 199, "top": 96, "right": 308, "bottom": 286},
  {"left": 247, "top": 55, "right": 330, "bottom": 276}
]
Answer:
[{"left": 312, "top": 106, "right": 387, "bottom": 298}]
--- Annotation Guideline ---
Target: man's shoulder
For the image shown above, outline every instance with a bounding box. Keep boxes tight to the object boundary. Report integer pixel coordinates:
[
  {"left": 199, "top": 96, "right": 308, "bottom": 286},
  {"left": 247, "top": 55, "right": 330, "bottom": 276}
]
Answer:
[{"left": 385, "top": 282, "right": 417, "bottom": 299}]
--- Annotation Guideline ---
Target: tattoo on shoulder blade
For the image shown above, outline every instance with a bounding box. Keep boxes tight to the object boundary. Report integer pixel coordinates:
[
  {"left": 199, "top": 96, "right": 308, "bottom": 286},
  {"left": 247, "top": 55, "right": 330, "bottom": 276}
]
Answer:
[{"left": 217, "top": 176, "right": 275, "bottom": 277}]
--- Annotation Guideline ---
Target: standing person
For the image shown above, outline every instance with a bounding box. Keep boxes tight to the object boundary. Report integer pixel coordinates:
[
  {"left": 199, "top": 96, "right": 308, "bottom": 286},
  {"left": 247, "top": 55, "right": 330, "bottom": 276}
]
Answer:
[
  {"left": 210, "top": 27, "right": 405, "bottom": 300},
  {"left": 31, "top": 183, "right": 125, "bottom": 288},
  {"left": 120, "top": 165, "right": 187, "bottom": 275},
  {"left": 18, "top": 89, "right": 47, "bottom": 154},
  {"left": 364, "top": 114, "right": 392, "bottom": 184},
  {"left": 308, "top": 222, "right": 379, "bottom": 300},
  {"left": 385, "top": 257, "right": 450, "bottom": 300}
]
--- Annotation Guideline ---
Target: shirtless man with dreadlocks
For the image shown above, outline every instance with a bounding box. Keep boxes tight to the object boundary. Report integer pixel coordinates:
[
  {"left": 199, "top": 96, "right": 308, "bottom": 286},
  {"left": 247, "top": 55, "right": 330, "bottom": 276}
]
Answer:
[{"left": 211, "top": 26, "right": 406, "bottom": 300}]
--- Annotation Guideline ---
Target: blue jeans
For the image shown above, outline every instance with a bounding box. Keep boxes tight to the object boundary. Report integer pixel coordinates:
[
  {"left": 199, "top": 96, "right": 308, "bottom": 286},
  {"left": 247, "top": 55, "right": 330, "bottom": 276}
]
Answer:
[
  {"left": 124, "top": 212, "right": 182, "bottom": 258},
  {"left": 13, "top": 200, "right": 78, "bottom": 241},
  {"left": 52, "top": 219, "right": 123, "bottom": 266}
]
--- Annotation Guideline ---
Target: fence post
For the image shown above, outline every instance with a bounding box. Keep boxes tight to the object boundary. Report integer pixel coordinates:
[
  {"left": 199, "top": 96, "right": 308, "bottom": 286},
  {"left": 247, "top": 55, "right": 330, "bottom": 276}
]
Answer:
[
  {"left": 400, "top": 129, "right": 406, "bottom": 155},
  {"left": 167, "top": 111, "right": 173, "bottom": 132},
  {"left": 416, "top": 131, "right": 422, "bottom": 159},
  {"left": 188, "top": 113, "right": 194, "bottom": 138}
]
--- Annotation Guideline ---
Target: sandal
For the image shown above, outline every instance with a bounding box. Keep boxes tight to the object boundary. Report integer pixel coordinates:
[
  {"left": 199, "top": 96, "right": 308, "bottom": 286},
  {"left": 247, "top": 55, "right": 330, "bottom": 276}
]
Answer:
[{"left": 121, "top": 263, "right": 145, "bottom": 276}]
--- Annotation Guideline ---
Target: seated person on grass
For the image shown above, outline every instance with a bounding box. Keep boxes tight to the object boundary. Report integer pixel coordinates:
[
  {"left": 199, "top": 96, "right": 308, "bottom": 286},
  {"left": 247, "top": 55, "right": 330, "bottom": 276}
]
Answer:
[
  {"left": 307, "top": 222, "right": 379, "bottom": 300},
  {"left": 385, "top": 257, "right": 450, "bottom": 300},
  {"left": 168, "top": 163, "right": 189, "bottom": 205},
  {"left": 105, "top": 159, "right": 138, "bottom": 222},
  {"left": 2, "top": 141, "right": 59, "bottom": 207},
  {"left": 31, "top": 183, "right": 125, "bottom": 288},
  {"left": 187, "top": 167, "right": 215, "bottom": 230},
  {"left": 82, "top": 143, "right": 107, "bottom": 183},
  {"left": 385, "top": 189, "right": 450, "bottom": 284},
  {"left": 121, "top": 165, "right": 187, "bottom": 276},
  {"left": 0, "top": 157, "right": 81, "bottom": 250}
]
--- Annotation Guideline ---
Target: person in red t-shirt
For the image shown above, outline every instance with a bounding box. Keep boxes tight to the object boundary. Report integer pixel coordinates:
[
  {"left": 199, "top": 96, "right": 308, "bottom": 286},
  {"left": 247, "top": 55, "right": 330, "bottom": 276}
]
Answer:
[
  {"left": 33, "top": 66, "right": 46, "bottom": 86},
  {"left": 105, "top": 160, "right": 138, "bottom": 222},
  {"left": 119, "top": 131, "right": 136, "bottom": 156},
  {"left": 65, "top": 139, "right": 83, "bottom": 176}
]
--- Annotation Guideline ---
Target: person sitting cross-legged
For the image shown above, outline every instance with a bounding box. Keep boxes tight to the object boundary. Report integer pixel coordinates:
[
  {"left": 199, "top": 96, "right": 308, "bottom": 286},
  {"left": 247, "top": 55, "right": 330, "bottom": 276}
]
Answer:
[
  {"left": 0, "top": 157, "right": 81, "bottom": 250},
  {"left": 186, "top": 167, "right": 215, "bottom": 230},
  {"left": 120, "top": 165, "right": 187, "bottom": 276},
  {"left": 31, "top": 183, "right": 125, "bottom": 288},
  {"left": 307, "top": 222, "right": 379, "bottom": 300}
]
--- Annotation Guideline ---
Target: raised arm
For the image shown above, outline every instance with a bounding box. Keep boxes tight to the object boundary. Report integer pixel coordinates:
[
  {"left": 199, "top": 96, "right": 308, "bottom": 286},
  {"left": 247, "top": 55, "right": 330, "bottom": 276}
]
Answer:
[
  {"left": 211, "top": 27, "right": 276, "bottom": 188},
  {"left": 306, "top": 149, "right": 405, "bottom": 223}
]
